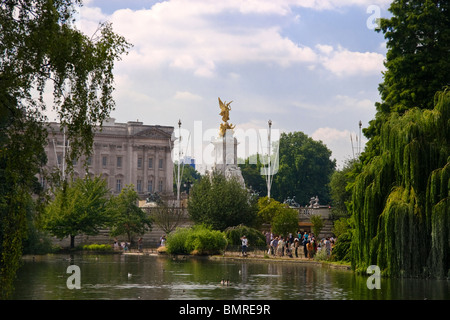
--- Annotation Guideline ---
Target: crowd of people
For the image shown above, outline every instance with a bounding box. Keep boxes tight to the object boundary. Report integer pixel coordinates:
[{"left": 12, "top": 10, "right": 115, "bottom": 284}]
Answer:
[{"left": 264, "top": 231, "right": 335, "bottom": 259}]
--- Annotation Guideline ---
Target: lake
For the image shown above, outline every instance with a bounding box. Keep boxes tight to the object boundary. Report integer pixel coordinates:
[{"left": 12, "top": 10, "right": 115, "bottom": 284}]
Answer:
[{"left": 11, "top": 253, "right": 449, "bottom": 300}]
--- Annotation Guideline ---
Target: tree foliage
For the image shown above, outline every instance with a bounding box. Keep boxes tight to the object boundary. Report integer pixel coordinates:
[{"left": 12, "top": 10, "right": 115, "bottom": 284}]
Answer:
[
  {"left": 40, "top": 176, "right": 111, "bottom": 248},
  {"left": 310, "top": 214, "right": 324, "bottom": 238},
  {"left": 239, "top": 155, "right": 267, "bottom": 196},
  {"left": 351, "top": 90, "right": 449, "bottom": 277},
  {"left": 271, "top": 132, "right": 335, "bottom": 205},
  {"left": 257, "top": 196, "right": 287, "bottom": 225},
  {"left": 350, "top": 1, "right": 450, "bottom": 279},
  {"left": 271, "top": 208, "right": 298, "bottom": 238},
  {"left": 239, "top": 132, "right": 335, "bottom": 206},
  {"left": 188, "top": 171, "right": 258, "bottom": 231},
  {"left": 166, "top": 225, "right": 227, "bottom": 255},
  {"left": 224, "top": 224, "right": 266, "bottom": 247},
  {"left": 364, "top": 0, "right": 450, "bottom": 152},
  {"left": 108, "top": 185, "right": 152, "bottom": 243},
  {"left": 173, "top": 163, "right": 201, "bottom": 194},
  {"left": 0, "top": 0, "right": 130, "bottom": 298},
  {"left": 329, "top": 159, "right": 359, "bottom": 218}
]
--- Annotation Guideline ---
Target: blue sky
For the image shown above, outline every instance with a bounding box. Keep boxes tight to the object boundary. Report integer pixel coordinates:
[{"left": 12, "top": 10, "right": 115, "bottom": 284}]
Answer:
[{"left": 68, "top": 0, "right": 392, "bottom": 169}]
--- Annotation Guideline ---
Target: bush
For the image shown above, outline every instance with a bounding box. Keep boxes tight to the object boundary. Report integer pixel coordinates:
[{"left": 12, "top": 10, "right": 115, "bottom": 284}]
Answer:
[
  {"left": 331, "top": 232, "right": 352, "bottom": 262},
  {"left": 82, "top": 244, "right": 113, "bottom": 252},
  {"left": 224, "top": 224, "right": 266, "bottom": 247},
  {"left": 166, "top": 227, "right": 191, "bottom": 255},
  {"left": 166, "top": 225, "right": 227, "bottom": 255},
  {"left": 314, "top": 247, "right": 329, "bottom": 261}
]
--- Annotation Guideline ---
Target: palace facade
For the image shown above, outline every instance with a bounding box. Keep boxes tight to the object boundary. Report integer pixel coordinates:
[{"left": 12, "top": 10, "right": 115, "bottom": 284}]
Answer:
[{"left": 42, "top": 118, "right": 174, "bottom": 198}]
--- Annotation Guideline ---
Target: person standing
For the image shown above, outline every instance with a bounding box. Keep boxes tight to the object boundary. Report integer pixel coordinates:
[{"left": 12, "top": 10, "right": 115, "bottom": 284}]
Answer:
[
  {"left": 294, "top": 238, "right": 300, "bottom": 258},
  {"left": 271, "top": 237, "right": 278, "bottom": 256},
  {"left": 241, "top": 235, "right": 248, "bottom": 256},
  {"left": 277, "top": 237, "right": 285, "bottom": 257},
  {"left": 325, "top": 237, "right": 332, "bottom": 257},
  {"left": 306, "top": 240, "right": 313, "bottom": 259},
  {"left": 302, "top": 232, "right": 308, "bottom": 258}
]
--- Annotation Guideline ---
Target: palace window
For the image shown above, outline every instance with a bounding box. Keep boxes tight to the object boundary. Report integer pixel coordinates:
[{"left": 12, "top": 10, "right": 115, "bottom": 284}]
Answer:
[
  {"left": 137, "top": 179, "right": 142, "bottom": 192},
  {"left": 148, "top": 158, "right": 153, "bottom": 169}
]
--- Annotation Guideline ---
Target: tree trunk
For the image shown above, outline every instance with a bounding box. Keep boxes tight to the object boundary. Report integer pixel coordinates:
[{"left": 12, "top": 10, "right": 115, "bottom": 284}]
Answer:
[{"left": 70, "top": 235, "right": 75, "bottom": 249}]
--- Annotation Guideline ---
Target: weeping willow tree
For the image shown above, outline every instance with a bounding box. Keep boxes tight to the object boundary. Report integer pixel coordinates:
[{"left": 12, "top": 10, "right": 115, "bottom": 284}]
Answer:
[
  {"left": 350, "top": 0, "right": 450, "bottom": 279},
  {"left": 351, "top": 89, "right": 449, "bottom": 278}
]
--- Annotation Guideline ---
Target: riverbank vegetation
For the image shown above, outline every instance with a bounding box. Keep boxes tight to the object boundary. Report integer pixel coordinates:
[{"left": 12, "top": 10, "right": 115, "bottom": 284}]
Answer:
[{"left": 341, "top": 0, "right": 450, "bottom": 279}]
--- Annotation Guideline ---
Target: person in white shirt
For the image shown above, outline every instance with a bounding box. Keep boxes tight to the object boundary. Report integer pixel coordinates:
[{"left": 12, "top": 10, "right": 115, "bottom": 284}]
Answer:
[{"left": 241, "top": 235, "right": 248, "bottom": 256}]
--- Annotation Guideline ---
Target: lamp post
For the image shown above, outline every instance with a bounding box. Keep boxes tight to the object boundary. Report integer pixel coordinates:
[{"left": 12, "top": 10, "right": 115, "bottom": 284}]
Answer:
[
  {"left": 267, "top": 120, "right": 272, "bottom": 199},
  {"left": 177, "top": 119, "right": 182, "bottom": 205}
]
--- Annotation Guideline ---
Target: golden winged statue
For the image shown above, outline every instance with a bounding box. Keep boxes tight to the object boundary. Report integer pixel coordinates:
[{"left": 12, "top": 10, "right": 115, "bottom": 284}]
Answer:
[{"left": 218, "top": 97, "right": 235, "bottom": 137}]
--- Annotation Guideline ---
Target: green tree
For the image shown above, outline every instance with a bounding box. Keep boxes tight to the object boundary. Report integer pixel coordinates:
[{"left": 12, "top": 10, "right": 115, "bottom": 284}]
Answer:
[
  {"left": 239, "top": 155, "right": 267, "bottom": 196},
  {"left": 108, "top": 185, "right": 152, "bottom": 243},
  {"left": 0, "top": 0, "right": 130, "bottom": 298},
  {"left": 364, "top": 0, "right": 450, "bottom": 152},
  {"left": 329, "top": 159, "right": 359, "bottom": 218},
  {"left": 351, "top": 91, "right": 449, "bottom": 277},
  {"left": 271, "top": 132, "right": 336, "bottom": 205},
  {"left": 310, "top": 214, "right": 324, "bottom": 238},
  {"left": 41, "top": 176, "right": 111, "bottom": 248},
  {"left": 349, "top": 1, "right": 450, "bottom": 278},
  {"left": 257, "top": 196, "right": 287, "bottom": 225},
  {"left": 188, "top": 171, "right": 258, "bottom": 231},
  {"left": 173, "top": 163, "right": 201, "bottom": 195},
  {"left": 271, "top": 208, "right": 298, "bottom": 237}
]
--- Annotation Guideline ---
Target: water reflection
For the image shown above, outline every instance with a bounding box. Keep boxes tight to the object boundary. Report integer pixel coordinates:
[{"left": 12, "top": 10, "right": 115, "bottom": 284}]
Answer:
[{"left": 11, "top": 254, "right": 449, "bottom": 300}]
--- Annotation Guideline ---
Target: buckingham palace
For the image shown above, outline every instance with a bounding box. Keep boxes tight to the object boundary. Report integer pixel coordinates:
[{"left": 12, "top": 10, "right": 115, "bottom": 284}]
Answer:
[{"left": 42, "top": 118, "right": 175, "bottom": 198}]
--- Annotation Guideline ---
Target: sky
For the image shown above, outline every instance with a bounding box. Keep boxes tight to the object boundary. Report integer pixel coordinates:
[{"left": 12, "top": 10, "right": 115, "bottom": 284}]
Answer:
[{"left": 60, "top": 0, "right": 393, "bottom": 170}]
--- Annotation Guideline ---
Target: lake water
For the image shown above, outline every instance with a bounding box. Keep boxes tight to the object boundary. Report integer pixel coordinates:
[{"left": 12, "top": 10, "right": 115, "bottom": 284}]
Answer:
[{"left": 11, "top": 254, "right": 449, "bottom": 300}]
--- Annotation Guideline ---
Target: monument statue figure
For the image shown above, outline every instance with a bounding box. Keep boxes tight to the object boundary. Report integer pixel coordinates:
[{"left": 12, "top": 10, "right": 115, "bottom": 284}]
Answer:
[
  {"left": 218, "top": 97, "right": 235, "bottom": 137},
  {"left": 212, "top": 97, "right": 245, "bottom": 188}
]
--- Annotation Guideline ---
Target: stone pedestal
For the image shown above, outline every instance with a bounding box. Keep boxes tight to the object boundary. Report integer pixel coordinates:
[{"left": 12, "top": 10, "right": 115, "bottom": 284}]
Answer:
[{"left": 211, "top": 131, "right": 245, "bottom": 187}]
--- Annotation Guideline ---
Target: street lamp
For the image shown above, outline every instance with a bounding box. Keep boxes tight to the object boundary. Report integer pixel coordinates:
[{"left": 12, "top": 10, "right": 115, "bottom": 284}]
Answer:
[
  {"left": 176, "top": 119, "right": 182, "bottom": 204},
  {"left": 267, "top": 120, "right": 272, "bottom": 199}
]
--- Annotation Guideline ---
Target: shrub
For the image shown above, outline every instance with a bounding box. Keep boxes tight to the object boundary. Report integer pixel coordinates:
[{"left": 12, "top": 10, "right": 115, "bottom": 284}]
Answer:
[
  {"left": 166, "top": 225, "right": 227, "bottom": 255},
  {"left": 224, "top": 224, "right": 266, "bottom": 248},
  {"left": 166, "top": 227, "right": 191, "bottom": 255},
  {"left": 314, "top": 247, "right": 329, "bottom": 261},
  {"left": 331, "top": 232, "right": 352, "bottom": 262},
  {"left": 82, "top": 244, "right": 113, "bottom": 252}
]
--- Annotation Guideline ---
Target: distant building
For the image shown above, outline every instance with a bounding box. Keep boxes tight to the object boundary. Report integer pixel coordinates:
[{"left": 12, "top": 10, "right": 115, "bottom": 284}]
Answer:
[
  {"left": 41, "top": 118, "right": 174, "bottom": 198},
  {"left": 180, "top": 156, "right": 196, "bottom": 169}
]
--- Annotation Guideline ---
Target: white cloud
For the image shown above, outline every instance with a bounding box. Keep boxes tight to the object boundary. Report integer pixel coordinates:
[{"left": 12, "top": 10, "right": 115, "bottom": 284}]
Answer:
[
  {"left": 77, "top": 2, "right": 386, "bottom": 79},
  {"left": 318, "top": 45, "right": 385, "bottom": 76},
  {"left": 312, "top": 127, "right": 366, "bottom": 168},
  {"left": 174, "top": 91, "right": 203, "bottom": 101},
  {"left": 77, "top": 2, "right": 320, "bottom": 78},
  {"left": 312, "top": 127, "right": 351, "bottom": 142}
]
